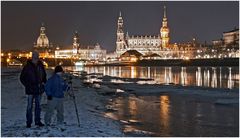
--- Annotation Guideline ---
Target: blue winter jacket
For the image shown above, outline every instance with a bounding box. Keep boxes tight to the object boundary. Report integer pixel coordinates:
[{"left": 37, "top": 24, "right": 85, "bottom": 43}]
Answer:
[{"left": 45, "top": 74, "right": 68, "bottom": 98}]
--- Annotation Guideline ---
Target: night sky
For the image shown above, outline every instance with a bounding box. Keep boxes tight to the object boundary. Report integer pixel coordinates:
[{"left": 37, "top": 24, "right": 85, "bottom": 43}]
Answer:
[{"left": 2, "top": 1, "right": 239, "bottom": 52}]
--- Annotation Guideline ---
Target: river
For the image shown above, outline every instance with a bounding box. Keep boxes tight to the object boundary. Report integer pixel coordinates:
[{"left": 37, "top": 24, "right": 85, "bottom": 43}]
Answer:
[
  {"left": 63, "top": 66, "right": 239, "bottom": 136},
  {"left": 64, "top": 66, "right": 239, "bottom": 89}
]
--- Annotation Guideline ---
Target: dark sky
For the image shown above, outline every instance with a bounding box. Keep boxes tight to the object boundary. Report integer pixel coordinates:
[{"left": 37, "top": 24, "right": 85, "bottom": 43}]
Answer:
[{"left": 2, "top": 1, "right": 239, "bottom": 52}]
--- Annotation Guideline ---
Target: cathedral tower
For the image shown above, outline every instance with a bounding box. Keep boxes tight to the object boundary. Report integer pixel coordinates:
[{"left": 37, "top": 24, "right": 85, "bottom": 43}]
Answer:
[
  {"left": 160, "top": 6, "right": 170, "bottom": 48},
  {"left": 116, "top": 11, "right": 126, "bottom": 56},
  {"left": 73, "top": 31, "right": 80, "bottom": 55}
]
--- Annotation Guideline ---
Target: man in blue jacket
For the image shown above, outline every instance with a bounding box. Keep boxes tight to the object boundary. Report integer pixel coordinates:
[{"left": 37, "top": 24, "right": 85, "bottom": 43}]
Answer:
[
  {"left": 20, "top": 51, "right": 46, "bottom": 128},
  {"left": 44, "top": 65, "right": 69, "bottom": 126}
]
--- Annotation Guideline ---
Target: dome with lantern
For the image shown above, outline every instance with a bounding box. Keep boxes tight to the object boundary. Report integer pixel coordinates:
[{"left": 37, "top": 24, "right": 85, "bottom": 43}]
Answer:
[{"left": 36, "top": 24, "right": 49, "bottom": 47}]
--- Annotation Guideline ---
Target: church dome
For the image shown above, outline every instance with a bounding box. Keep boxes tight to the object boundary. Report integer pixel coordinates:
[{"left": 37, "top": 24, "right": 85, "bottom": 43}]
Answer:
[{"left": 36, "top": 25, "right": 49, "bottom": 47}]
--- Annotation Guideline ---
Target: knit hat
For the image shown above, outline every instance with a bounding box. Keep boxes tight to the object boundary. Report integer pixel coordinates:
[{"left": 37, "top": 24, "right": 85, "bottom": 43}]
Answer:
[
  {"left": 54, "top": 65, "right": 63, "bottom": 73},
  {"left": 32, "top": 51, "right": 39, "bottom": 59}
]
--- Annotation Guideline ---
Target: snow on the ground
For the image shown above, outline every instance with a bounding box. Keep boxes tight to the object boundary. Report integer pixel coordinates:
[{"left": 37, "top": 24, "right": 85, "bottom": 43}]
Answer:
[{"left": 1, "top": 67, "right": 124, "bottom": 137}]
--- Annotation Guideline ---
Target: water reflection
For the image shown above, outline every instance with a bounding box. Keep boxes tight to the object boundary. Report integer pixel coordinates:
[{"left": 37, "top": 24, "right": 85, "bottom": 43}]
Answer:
[
  {"left": 211, "top": 67, "right": 217, "bottom": 88},
  {"left": 111, "top": 95, "right": 238, "bottom": 136},
  {"left": 159, "top": 96, "right": 170, "bottom": 133},
  {"left": 228, "top": 67, "right": 233, "bottom": 89},
  {"left": 181, "top": 67, "right": 187, "bottom": 86},
  {"left": 196, "top": 67, "right": 202, "bottom": 86},
  {"left": 64, "top": 66, "right": 239, "bottom": 89}
]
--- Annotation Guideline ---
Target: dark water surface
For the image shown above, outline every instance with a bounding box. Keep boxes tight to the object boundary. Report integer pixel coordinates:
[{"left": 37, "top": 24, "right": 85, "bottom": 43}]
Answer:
[{"left": 107, "top": 94, "right": 239, "bottom": 136}]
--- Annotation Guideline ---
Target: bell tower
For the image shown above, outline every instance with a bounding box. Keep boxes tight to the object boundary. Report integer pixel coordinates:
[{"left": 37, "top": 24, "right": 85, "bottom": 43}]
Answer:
[
  {"left": 116, "top": 11, "right": 126, "bottom": 56},
  {"left": 73, "top": 31, "right": 80, "bottom": 55},
  {"left": 160, "top": 6, "right": 170, "bottom": 48}
]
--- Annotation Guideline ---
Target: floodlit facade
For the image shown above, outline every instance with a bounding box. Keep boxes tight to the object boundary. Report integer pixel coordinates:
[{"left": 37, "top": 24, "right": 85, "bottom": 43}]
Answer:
[
  {"left": 55, "top": 31, "right": 106, "bottom": 60},
  {"left": 78, "top": 44, "right": 106, "bottom": 61},
  {"left": 116, "top": 6, "right": 170, "bottom": 57},
  {"left": 223, "top": 28, "right": 239, "bottom": 47},
  {"left": 33, "top": 23, "right": 54, "bottom": 58},
  {"left": 34, "top": 23, "right": 49, "bottom": 48}
]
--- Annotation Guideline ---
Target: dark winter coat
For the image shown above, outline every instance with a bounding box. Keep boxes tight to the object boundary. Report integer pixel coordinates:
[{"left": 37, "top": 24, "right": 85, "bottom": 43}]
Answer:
[{"left": 20, "top": 60, "right": 47, "bottom": 95}]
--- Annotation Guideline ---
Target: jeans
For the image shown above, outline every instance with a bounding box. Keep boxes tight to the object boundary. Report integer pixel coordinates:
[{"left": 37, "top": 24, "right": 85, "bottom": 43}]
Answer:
[
  {"left": 26, "top": 95, "right": 42, "bottom": 125},
  {"left": 44, "top": 97, "right": 64, "bottom": 125}
]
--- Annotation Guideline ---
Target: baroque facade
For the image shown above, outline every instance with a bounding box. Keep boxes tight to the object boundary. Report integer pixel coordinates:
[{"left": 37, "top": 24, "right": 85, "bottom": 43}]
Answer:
[
  {"left": 116, "top": 6, "right": 170, "bottom": 57},
  {"left": 55, "top": 31, "right": 106, "bottom": 61},
  {"left": 212, "top": 28, "right": 239, "bottom": 48},
  {"left": 33, "top": 23, "right": 54, "bottom": 57}
]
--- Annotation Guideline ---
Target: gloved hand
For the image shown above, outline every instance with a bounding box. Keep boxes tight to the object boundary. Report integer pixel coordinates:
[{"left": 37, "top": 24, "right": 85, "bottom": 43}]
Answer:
[{"left": 47, "top": 96, "right": 52, "bottom": 100}]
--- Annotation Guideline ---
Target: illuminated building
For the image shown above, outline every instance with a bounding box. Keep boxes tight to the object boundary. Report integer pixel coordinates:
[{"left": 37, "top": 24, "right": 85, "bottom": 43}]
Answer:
[
  {"left": 212, "top": 28, "right": 239, "bottom": 58},
  {"left": 55, "top": 31, "right": 106, "bottom": 61},
  {"left": 223, "top": 28, "right": 239, "bottom": 47},
  {"left": 212, "top": 28, "right": 239, "bottom": 48},
  {"left": 78, "top": 43, "right": 106, "bottom": 61},
  {"left": 120, "top": 50, "right": 142, "bottom": 62},
  {"left": 33, "top": 23, "right": 54, "bottom": 57},
  {"left": 116, "top": 6, "right": 171, "bottom": 56},
  {"left": 34, "top": 23, "right": 49, "bottom": 48},
  {"left": 55, "top": 49, "right": 73, "bottom": 59},
  {"left": 160, "top": 6, "right": 170, "bottom": 48},
  {"left": 73, "top": 31, "right": 80, "bottom": 55}
]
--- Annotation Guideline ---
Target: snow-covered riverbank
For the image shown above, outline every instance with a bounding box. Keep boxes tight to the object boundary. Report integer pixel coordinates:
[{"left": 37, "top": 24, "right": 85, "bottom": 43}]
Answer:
[{"left": 1, "top": 67, "right": 124, "bottom": 137}]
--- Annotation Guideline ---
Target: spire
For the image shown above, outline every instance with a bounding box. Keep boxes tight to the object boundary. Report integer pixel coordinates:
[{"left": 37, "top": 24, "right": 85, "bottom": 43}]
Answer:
[
  {"left": 40, "top": 22, "right": 46, "bottom": 35},
  {"left": 126, "top": 31, "right": 129, "bottom": 37},
  {"left": 119, "top": 11, "right": 122, "bottom": 17},
  {"left": 164, "top": 5, "right": 166, "bottom": 18}
]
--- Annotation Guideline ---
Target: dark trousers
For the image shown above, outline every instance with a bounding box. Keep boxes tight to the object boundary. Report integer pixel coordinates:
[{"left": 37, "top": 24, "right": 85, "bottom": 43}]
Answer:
[{"left": 26, "top": 95, "right": 42, "bottom": 125}]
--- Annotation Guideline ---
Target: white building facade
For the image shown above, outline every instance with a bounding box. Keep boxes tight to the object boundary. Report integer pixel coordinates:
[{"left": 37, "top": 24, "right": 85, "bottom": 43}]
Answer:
[{"left": 116, "top": 6, "right": 170, "bottom": 57}]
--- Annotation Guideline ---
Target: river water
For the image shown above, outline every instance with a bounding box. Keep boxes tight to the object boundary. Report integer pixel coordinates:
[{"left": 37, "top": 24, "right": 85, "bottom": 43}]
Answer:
[
  {"left": 66, "top": 66, "right": 239, "bottom": 89},
  {"left": 64, "top": 66, "right": 239, "bottom": 136}
]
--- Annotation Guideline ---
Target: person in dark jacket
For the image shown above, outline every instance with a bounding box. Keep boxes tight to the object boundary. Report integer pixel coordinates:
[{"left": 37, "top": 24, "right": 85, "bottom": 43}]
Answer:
[
  {"left": 20, "top": 51, "right": 46, "bottom": 128},
  {"left": 44, "top": 65, "right": 69, "bottom": 126}
]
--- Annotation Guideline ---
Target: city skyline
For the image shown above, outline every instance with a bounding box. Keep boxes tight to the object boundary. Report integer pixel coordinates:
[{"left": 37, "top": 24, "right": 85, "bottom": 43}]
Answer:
[{"left": 2, "top": 1, "right": 239, "bottom": 52}]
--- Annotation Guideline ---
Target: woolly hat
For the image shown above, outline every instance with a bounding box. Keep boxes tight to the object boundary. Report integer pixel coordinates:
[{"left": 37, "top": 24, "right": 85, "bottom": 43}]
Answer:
[
  {"left": 54, "top": 65, "right": 63, "bottom": 73},
  {"left": 32, "top": 51, "right": 39, "bottom": 59}
]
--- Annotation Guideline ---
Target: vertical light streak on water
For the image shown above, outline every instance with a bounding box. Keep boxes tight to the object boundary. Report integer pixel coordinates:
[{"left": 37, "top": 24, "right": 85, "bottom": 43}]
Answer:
[
  {"left": 227, "top": 67, "right": 232, "bottom": 89},
  {"left": 196, "top": 67, "right": 202, "bottom": 87},
  {"left": 103, "top": 66, "right": 106, "bottom": 76},
  {"left": 148, "top": 67, "right": 151, "bottom": 79},
  {"left": 128, "top": 99, "right": 137, "bottom": 118},
  {"left": 219, "top": 67, "right": 222, "bottom": 88},
  {"left": 169, "top": 67, "right": 172, "bottom": 83},
  {"left": 207, "top": 69, "right": 210, "bottom": 87},
  {"left": 113, "top": 66, "right": 117, "bottom": 77},
  {"left": 164, "top": 67, "right": 167, "bottom": 84},
  {"left": 107, "top": 66, "right": 110, "bottom": 76},
  {"left": 154, "top": 67, "right": 157, "bottom": 80},
  {"left": 118, "top": 66, "right": 122, "bottom": 77},
  {"left": 131, "top": 66, "right": 137, "bottom": 79},
  {"left": 159, "top": 95, "right": 170, "bottom": 133},
  {"left": 181, "top": 67, "right": 187, "bottom": 86},
  {"left": 211, "top": 67, "right": 217, "bottom": 88}
]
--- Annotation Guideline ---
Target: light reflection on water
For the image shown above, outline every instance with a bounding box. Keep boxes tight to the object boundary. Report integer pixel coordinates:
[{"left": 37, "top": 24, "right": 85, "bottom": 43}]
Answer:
[
  {"left": 64, "top": 66, "right": 239, "bottom": 89},
  {"left": 110, "top": 95, "right": 238, "bottom": 136}
]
